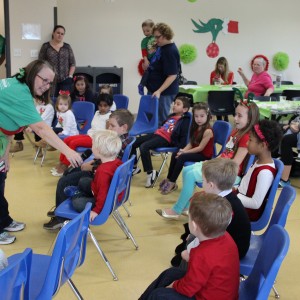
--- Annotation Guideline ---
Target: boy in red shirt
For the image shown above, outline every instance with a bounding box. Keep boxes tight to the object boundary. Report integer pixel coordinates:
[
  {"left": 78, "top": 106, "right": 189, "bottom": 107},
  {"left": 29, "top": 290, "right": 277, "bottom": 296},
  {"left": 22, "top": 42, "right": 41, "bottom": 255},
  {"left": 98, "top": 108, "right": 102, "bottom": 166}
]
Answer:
[
  {"left": 139, "top": 193, "right": 239, "bottom": 300},
  {"left": 71, "top": 130, "right": 122, "bottom": 222}
]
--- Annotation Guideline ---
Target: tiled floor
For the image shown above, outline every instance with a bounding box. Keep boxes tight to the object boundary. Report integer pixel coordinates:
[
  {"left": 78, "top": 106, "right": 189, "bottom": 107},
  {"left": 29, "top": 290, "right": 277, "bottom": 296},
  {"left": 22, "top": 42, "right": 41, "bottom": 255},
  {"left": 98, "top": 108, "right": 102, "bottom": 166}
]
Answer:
[{"left": 3, "top": 139, "right": 300, "bottom": 299}]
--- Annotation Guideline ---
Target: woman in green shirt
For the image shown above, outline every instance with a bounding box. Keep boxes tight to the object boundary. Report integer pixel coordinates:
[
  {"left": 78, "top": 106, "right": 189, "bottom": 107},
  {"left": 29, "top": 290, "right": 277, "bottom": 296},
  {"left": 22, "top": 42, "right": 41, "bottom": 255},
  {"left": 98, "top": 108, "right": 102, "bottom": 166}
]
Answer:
[{"left": 0, "top": 59, "right": 82, "bottom": 245}]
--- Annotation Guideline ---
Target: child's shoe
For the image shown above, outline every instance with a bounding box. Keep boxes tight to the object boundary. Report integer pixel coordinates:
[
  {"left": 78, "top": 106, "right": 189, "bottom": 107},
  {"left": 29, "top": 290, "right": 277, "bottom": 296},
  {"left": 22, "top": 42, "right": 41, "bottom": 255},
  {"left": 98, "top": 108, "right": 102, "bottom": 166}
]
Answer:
[
  {"left": 158, "top": 178, "right": 169, "bottom": 191},
  {"left": 161, "top": 181, "right": 178, "bottom": 195},
  {"left": 0, "top": 232, "right": 16, "bottom": 245},
  {"left": 4, "top": 220, "right": 25, "bottom": 232},
  {"left": 145, "top": 170, "right": 157, "bottom": 188},
  {"left": 43, "top": 217, "right": 64, "bottom": 230},
  {"left": 278, "top": 179, "right": 291, "bottom": 189},
  {"left": 132, "top": 166, "right": 141, "bottom": 176},
  {"left": 138, "top": 84, "right": 144, "bottom": 96},
  {"left": 295, "top": 153, "right": 300, "bottom": 163},
  {"left": 64, "top": 186, "right": 79, "bottom": 197},
  {"left": 9, "top": 141, "right": 23, "bottom": 153}
]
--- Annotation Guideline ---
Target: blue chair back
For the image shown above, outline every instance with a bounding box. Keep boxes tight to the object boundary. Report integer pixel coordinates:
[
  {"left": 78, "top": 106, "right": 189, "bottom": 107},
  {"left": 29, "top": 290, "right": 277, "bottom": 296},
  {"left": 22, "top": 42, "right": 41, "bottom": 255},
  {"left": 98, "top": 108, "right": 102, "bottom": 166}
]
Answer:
[
  {"left": 121, "top": 136, "right": 136, "bottom": 162},
  {"left": 266, "top": 185, "right": 296, "bottom": 234},
  {"left": 129, "top": 95, "right": 158, "bottom": 136},
  {"left": 92, "top": 156, "right": 135, "bottom": 225},
  {"left": 29, "top": 203, "right": 91, "bottom": 299},
  {"left": 239, "top": 225, "right": 290, "bottom": 300},
  {"left": 113, "top": 94, "right": 129, "bottom": 109},
  {"left": 0, "top": 248, "right": 32, "bottom": 300},
  {"left": 212, "top": 120, "right": 232, "bottom": 157},
  {"left": 251, "top": 158, "right": 284, "bottom": 231},
  {"left": 72, "top": 102, "right": 95, "bottom": 134}
]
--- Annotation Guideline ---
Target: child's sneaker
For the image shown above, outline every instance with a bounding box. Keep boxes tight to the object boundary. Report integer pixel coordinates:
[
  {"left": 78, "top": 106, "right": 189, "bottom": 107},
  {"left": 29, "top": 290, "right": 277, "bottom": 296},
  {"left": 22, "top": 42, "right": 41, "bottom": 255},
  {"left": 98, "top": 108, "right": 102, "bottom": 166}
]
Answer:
[
  {"left": 4, "top": 220, "right": 25, "bottom": 232},
  {"left": 158, "top": 178, "right": 169, "bottom": 191},
  {"left": 161, "top": 181, "right": 178, "bottom": 195},
  {"left": 43, "top": 217, "right": 64, "bottom": 230},
  {"left": 278, "top": 179, "right": 291, "bottom": 189},
  {"left": 295, "top": 153, "right": 300, "bottom": 163},
  {"left": 0, "top": 232, "right": 16, "bottom": 245},
  {"left": 132, "top": 166, "right": 141, "bottom": 176},
  {"left": 145, "top": 170, "right": 157, "bottom": 188}
]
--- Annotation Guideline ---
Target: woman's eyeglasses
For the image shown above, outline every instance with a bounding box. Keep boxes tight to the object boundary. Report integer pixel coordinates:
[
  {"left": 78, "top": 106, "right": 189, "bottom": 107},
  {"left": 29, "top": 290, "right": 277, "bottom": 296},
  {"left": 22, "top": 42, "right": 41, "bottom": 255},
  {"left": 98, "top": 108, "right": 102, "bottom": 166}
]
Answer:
[
  {"left": 37, "top": 74, "right": 53, "bottom": 87},
  {"left": 154, "top": 35, "right": 162, "bottom": 39}
]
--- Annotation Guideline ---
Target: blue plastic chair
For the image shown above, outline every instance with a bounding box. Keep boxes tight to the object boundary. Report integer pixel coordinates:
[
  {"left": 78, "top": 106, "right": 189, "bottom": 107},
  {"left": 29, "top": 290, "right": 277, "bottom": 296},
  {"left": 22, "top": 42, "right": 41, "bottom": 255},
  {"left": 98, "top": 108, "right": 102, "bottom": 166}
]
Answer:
[
  {"left": 152, "top": 112, "right": 193, "bottom": 187},
  {"left": 239, "top": 225, "right": 290, "bottom": 300},
  {"left": 55, "top": 156, "right": 137, "bottom": 281},
  {"left": 129, "top": 95, "right": 158, "bottom": 136},
  {"left": 113, "top": 94, "right": 129, "bottom": 109},
  {"left": 240, "top": 185, "right": 296, "bottom": 298},
  {"left": 250, "top": 158, "right": 284, "bottom": 231},
  {"left": 9, "top": 203, "right": 91, "bottom": 300},
  {"left": 0, "top": 248, "right": 32, "bottom": 300}
]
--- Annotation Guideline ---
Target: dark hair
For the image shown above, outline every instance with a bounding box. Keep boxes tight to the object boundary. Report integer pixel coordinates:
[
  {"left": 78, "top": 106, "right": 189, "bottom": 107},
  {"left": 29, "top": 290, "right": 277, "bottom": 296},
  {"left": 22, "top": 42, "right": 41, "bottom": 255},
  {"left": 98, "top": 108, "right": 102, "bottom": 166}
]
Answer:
[
  {"left": 251, "top": 119, "right": 283, "bottom": 152},
  {"left": 52, "top": 25, "right": 65, "bottom": 39},
  {"left": 14, "top": 59, "right": 55, "bottom": 103},
  {"left": 190, "top": 103, "right": 212, "bottom": 145},
  {"left": 110, "top": 109, "right": 134, "bottom": 131},
  {"left": 189, "top": 192, "right": 232, "bottom": 238},
  {"left": 96, "top": 93, "right": 113, "bottom": 107},
  {"left": 73, "top": 75, "right": 90, "bottom": 92},
  {"left": 175, "top": 96, "right": 191, "bottom": 110},
  {"left": 214, "top": 57, "right": 230, "bottom": 83}
]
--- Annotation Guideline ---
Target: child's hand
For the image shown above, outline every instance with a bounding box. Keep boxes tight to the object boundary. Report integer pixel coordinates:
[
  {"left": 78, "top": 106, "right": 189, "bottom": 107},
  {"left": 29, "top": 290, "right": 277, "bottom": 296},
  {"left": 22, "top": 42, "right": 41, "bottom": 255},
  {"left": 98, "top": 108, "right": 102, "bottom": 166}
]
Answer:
[
  {"left": 90, "top": 211, "right": 98, "bottom": 222},
  {"left": 58, "top": 132, "right": 63, "bottom": 136},
  {"left": 181, "top": 250, "right": 190, "bottom": 262},
  {"left": 176, "top": 149, "right": 184, "bottom": 158},
  {"left": 166, "top": 282, "right": 174, "bottom": 288},
  {"left": 81, "top": 160, "right": 94, "bottom": 172}
]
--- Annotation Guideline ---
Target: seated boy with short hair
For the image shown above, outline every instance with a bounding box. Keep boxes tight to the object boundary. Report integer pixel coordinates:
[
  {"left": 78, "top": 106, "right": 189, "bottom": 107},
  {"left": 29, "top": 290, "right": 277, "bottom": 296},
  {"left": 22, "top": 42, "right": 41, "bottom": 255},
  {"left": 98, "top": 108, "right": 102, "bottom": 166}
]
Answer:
[
  {"left": 71, "top": 130, "right": 122, "bottom": 222},
  {"left": 139, "top": 193, "right": 240, "bottom": 300},
  {"left": 131, "top": 96, "right": 191, "bottom": 188},
  {"left": 43, "top": 109, "right": 134, "bottom": 229}
]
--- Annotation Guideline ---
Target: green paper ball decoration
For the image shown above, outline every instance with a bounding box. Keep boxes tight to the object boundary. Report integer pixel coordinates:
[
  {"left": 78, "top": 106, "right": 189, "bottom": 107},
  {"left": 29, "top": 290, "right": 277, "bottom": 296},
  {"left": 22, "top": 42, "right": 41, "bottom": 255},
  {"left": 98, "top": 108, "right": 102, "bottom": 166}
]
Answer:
[
  {"left": 179, "top": 44, "right": 198, "bottom": 64},
  {"left": 273, "top": 52, "right": 289, "bottom": 71},
  {"left": 188, "top": 0, "right": 197, "bottom": 2}
]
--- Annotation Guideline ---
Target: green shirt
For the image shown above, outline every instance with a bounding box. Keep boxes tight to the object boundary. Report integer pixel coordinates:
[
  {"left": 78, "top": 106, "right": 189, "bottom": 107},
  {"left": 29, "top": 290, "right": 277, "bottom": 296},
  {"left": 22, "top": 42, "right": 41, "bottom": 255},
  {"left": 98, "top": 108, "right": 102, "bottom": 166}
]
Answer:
[{"left": 0, "top": 77, "right": 42, "bottom": 131}]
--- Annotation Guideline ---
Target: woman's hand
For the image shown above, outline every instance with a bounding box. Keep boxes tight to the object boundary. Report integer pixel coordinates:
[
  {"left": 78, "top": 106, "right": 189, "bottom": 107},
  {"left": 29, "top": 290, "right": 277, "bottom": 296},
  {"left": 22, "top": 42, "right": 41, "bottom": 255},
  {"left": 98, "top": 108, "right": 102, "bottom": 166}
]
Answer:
[
  {"left": 65, "top": 149, "right": 83, "bottom": 168},
  {"left": 81, "top": 160, "right": 94, "bottom": 172},
  {"left": 237, "top": 67, "right": 244, "bottom": 76}
]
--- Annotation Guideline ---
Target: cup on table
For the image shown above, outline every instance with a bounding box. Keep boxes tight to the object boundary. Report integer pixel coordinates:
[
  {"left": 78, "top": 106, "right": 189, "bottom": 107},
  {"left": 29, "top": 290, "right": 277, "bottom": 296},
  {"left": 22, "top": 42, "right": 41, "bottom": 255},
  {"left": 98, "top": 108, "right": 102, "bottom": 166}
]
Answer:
[
  {"left": 280, "top": 96, "right": 287, "bottom": 102},
  {"left": 214, "top": 79, "right": 221, "bottom": 86}
]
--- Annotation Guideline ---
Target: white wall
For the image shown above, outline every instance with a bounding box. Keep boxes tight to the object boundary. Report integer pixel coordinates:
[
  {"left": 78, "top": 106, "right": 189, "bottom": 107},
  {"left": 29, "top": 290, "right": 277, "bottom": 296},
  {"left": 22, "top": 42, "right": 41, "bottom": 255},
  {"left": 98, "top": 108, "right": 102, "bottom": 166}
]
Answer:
[
  {"left": 7, "top": 0, "right": 300, "bottom": 113},
  {"left": 9, "top": 0, "right": 55, "bottom": 75}
]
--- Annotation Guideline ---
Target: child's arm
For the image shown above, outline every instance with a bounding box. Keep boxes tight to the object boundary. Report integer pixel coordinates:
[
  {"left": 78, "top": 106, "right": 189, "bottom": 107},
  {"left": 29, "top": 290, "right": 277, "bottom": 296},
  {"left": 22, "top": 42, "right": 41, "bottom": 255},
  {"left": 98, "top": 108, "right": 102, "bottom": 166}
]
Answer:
[
  {"left": 238, "top": 168, "right": 274, "bottom": 209},
  {"left": 232, "top": 147, "right": 248, "bottom": 167},
  {"left": 81, "top": 160, "right": 95, "bottom": 172},
  {"left": 41, "top": 105, "right": 55, "bottom": 127},
  {"left": 176, "top": 143, "right": 192, "bottom": 157},
  {"left": 179, "top": 129, "right": 213, "bottom": 155},
  {"left": 181, "top": 250, "right": 190, "bottom": 262}
]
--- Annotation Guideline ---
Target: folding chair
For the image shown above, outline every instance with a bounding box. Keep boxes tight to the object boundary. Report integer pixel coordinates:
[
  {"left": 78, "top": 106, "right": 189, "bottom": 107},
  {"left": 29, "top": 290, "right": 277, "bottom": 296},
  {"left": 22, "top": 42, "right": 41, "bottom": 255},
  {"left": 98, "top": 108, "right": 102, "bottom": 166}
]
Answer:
[
  {"left": 55, "top": 156, "right": 137, "bottom": 281},
  {"left": 151, "top": 112, "right": 192, "bottom": 187},
  {"left": 7, "top": 203, "right": 91, "bottom": 300},
  {"left": 240, "top": 185, "right": 296, "bottom": 299},
  {"left": 113, "top": 94, "right": 129, "bottom": 109},
  {"left": 282, "top": 89, "right": 300, "bottom": 100},
  {"left": 239, "top": 225, "right": 290, "bottom": 300},
  {"left": 0, "top": 248, "right": 32, "bottom": 300},
  {"left": 129, "top": 95, "right": 158, "bottom": 136}
]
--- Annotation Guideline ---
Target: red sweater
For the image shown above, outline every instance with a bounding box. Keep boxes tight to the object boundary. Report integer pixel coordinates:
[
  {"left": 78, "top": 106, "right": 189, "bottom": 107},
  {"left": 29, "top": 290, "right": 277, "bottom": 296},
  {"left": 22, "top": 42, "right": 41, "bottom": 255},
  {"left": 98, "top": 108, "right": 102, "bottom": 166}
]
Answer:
[
  {"left": 173, "top": 232, "right": 239, "bottom": 300},
  {"left": 91, "top": 159, "right": 123, "bottom": 214}
]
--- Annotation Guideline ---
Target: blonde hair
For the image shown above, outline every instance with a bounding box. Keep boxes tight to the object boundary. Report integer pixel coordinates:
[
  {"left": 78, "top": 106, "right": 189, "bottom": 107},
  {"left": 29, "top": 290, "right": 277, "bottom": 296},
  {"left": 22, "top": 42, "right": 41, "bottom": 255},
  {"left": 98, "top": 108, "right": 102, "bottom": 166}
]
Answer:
[
  {"left": 142, "top": 19, "right": 154, "bottom": 28},
  {"left": 92, "top": 130, "right": 122, "bottom": 158},
  {"left": 189, "top": 193, "right": 232, "bottom": 238},
  {"left": 202, "top": 158, "right": 238, "bottom": 190}
]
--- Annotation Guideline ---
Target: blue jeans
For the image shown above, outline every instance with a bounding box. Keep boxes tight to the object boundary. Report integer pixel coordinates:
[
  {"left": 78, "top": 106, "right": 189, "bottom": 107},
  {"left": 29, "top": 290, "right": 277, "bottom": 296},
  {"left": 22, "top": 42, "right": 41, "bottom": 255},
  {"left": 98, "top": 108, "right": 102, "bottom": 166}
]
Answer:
[{"left": 158, "top": 94, "right": 176, "bottom": 126}]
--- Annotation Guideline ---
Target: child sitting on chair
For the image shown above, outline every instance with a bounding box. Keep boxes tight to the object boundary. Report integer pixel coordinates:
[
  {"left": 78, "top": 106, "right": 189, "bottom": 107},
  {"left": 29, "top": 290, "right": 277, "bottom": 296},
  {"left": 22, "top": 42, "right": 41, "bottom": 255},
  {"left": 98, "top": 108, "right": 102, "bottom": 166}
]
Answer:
[
  {"left": 71, "top": 130, "right": 122, "bottom": 222},
  {"left": 131, "top": 96, "right": 191, "bottom": 188},
  {"left": 139, "top": 193, "right": 239, "bottom": 300}
]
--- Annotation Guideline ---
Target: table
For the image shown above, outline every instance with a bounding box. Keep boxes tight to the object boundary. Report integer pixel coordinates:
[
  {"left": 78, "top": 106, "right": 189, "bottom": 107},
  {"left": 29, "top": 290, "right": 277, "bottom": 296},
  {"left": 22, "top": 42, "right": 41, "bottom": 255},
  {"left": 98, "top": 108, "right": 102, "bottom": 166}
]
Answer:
[
  {"left": 255, "top": 100, "right": 300, "bottom": 120},
  {"left": 179, "top": 84, "right": 300, "bottom": 103}
]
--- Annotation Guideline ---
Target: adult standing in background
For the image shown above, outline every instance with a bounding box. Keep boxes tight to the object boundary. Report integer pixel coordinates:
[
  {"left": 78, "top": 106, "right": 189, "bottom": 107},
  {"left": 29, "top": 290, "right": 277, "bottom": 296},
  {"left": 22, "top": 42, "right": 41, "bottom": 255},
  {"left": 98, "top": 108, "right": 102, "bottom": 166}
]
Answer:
[
  {"left": 238, "top": 54, "right": 274, "bottom": 98},
  {"left": 145, "top": 23, "right": 180, "bottom": 125},
  {"left": 0, "top": 60, "right": 82, "bottom": 245},
  {"left": 39, "top": 25, "right": 76, "bottom": 96}
]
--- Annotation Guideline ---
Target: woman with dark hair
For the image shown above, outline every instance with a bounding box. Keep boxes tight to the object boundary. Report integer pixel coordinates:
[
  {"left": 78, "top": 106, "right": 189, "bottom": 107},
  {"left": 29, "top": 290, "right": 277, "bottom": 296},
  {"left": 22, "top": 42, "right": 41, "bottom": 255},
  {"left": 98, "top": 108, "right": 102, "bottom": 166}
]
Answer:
[
  {"left": 39, "top": 25, "right": 76, "bottom": 96},
  {"left": 0, "top": 59, "right": 82, "bottom": 245},
  {"left": 210, "top": 56, "right": 234, "bottom": 85}
]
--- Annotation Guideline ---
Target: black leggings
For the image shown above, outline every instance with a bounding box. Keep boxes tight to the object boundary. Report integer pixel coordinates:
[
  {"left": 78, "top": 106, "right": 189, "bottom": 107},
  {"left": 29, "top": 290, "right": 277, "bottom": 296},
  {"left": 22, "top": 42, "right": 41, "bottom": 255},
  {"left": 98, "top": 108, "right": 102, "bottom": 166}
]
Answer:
[{"left": 281, "top": 133, "right": 297, "bottom": 165}]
